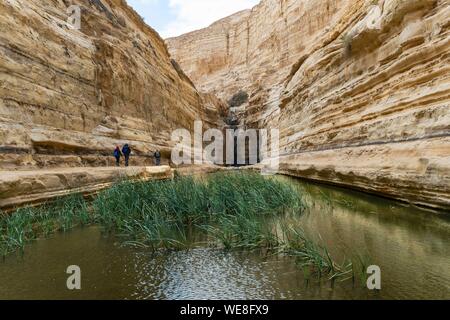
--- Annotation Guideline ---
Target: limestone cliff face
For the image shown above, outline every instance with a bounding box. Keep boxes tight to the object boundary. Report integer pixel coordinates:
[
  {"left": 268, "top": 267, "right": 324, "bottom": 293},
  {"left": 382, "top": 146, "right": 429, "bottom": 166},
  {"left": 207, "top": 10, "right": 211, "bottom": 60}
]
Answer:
[
  {"left": 167, "top": 0, "right": 352, "bottom": 115},
  {"left": 168, "top": 0, "right": 450, "bottom": 210},
  {"left": 0, "top": 0, "right": 223, "bottom": 169}
]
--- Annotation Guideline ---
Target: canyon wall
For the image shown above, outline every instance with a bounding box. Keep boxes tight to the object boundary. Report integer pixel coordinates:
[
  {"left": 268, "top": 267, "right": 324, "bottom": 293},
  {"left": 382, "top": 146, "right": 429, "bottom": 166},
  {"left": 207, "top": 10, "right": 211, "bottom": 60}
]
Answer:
[
  {"left": 168, "top": 0, "right": 450, "bottom": 210},
  {"left": 0, "top": 0, "right": 223, "bottom": 170}
]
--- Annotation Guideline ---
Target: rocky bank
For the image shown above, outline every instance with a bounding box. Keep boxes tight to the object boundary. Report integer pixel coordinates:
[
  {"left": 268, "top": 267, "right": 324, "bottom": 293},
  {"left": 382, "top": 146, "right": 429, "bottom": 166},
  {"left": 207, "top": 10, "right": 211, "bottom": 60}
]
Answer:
[{"left": 167, "top": 0, "right": 450, "bottom": 210}]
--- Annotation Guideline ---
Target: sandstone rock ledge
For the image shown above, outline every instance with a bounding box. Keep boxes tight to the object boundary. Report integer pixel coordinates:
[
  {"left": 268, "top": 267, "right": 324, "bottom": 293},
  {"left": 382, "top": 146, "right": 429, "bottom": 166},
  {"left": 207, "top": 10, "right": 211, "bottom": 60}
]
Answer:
[
  {"left": 0, "top": 166, "right": 173, "bottom": 211},
  {"left": 276, "top": 137, "right": 450, "bottom": 211}
]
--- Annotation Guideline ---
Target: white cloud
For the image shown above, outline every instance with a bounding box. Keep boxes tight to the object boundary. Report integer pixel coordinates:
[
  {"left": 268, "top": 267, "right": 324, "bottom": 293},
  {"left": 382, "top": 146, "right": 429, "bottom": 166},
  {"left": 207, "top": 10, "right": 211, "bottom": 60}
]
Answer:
[
  {"left": 133, "top": 0, "right": 158, "bottom": 4},
  {"left": 162, "top": 0, "right": 260, "bottom": 38}
]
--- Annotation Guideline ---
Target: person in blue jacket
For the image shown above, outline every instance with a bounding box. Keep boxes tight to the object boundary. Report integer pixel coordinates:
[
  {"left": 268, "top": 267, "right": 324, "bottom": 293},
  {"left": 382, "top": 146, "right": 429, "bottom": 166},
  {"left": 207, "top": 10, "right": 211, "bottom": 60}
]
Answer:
[
  {"left": 154, "top": 150, "right": 161, "bottom": 166},
  {"left": 113, "top": 146, "right": 122, "bottom": 166},
  {"left": 122, "top": 144, "right": 131, "bottom": 167}
]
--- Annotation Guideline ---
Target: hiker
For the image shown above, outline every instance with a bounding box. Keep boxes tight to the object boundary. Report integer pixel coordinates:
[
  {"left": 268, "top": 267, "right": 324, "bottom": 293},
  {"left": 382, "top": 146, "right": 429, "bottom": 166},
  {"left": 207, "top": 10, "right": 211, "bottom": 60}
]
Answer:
[
  {"left": 122, "top": 144, "right": 131, "bottom": 167},
  {"left": 154, "top": 150, "right": 161, "bottom": 166},
  {"left": 113, "top": 146, "right": 122, "bottom": 166}
]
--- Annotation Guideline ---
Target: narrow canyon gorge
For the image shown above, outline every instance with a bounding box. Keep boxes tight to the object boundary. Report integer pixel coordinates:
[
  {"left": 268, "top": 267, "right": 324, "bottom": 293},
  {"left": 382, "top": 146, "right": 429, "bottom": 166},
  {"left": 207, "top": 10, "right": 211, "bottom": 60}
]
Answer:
[
  {"left": 0, "top": 0, "right": 224, "bottom": 208},
  {"left": 167, "top": 0, "right": 450, "bottom": 210},
  {"left": 0, "top": 0, "right": 449, "bottom": 211}
]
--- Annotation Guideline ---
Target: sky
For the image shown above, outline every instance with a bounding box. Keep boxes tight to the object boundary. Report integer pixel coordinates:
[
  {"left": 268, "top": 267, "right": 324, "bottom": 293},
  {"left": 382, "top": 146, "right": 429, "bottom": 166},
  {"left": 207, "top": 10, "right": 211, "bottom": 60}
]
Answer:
[{"left": 127, "top": 0, "right": 260, "bottom": 39}]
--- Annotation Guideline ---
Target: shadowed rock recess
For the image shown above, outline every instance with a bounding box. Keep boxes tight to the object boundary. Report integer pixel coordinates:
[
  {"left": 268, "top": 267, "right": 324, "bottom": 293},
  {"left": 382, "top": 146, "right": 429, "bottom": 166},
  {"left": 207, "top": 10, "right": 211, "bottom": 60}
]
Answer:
[
  {"left": 167, "top": 0, "right": 450, "bottom": 210},
  {"left": 0, "top": 0, "right": 449, "bottom": 211}
]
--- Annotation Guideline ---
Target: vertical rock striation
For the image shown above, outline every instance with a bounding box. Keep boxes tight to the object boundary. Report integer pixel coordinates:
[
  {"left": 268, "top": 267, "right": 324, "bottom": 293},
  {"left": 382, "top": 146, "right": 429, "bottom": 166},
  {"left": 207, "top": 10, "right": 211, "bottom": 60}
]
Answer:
[
  {"left": 167, "top": 0, "right": 450, "bottom": 210},
  {"left": 0, "top": 0, "right": 223, "bottom": 169}
]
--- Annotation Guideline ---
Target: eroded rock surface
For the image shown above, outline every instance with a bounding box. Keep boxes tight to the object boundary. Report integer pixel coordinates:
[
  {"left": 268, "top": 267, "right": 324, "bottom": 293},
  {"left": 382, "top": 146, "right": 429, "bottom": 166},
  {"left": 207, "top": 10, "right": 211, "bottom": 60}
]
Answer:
[
  {"left": 0, "top": 0, "right": 224, "bottom": 170},
  {"left": 167, "top": 0, "right": 450, "bottom": 210},
  {"left": 1, "top": 0, "right": 449, "bottom": 211},
  {"left": 0, "top": 166, "right": 173, "bottom": 211}
]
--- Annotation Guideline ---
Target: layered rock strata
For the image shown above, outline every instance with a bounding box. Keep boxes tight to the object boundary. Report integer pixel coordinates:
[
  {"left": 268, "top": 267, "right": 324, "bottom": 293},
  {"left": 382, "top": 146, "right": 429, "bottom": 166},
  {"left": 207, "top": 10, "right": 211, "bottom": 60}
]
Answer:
[
  {"left": 167, "top": 0, "right": 450, "bottom": 210},
  {"left": 0, "top": 166, "right": 173, "bottom": 211},
  {"left": 0, "top": 0, "right": 224, "bottom": 170}
]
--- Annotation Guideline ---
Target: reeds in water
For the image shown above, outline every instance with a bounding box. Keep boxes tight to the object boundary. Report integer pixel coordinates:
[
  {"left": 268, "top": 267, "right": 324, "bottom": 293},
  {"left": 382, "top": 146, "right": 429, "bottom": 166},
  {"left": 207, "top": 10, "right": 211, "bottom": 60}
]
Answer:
[
  {"left": 0, "top": 194, "right": 91, "bottom": 256},
  {"left": 1, "top": 171, "right": 359, "bottom": 280}
]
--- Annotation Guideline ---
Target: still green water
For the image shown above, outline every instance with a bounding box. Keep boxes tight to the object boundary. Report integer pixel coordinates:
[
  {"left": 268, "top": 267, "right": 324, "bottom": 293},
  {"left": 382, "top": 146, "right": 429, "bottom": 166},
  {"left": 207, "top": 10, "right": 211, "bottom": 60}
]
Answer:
[{"left": 0, "top": 177, "right": 449, "bottom": 300}]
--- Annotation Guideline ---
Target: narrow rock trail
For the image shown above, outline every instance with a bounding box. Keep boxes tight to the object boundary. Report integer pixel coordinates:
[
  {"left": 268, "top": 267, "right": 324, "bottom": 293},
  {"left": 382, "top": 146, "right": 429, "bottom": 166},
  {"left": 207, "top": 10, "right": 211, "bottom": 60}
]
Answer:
[{"left": 0, "top": 166, "right": 173, "bottom": 210}]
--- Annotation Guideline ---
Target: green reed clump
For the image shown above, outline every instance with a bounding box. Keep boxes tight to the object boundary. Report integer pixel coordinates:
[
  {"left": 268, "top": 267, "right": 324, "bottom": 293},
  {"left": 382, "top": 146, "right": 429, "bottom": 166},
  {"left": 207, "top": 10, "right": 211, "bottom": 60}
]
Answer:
[
  {"left": 92, "top": 175, "right": 209, "bottom": 249},
  {"left": 207, "top": 172, "right": 302, "bottom": 216},
  {"left": 0, "top": 194, "right": 92, "bottom": 256},
  {"left": 202, "top": 213, "right": 279, "bottom": 250},
  {"left": 282, "top": 226, "right": 353, "bottom": 280},
  {"left": 93, "top": 172, "right": 303, "bottom": 250},
  {"left": 1, "top": 172, "right": 357, "bottom": 281}
]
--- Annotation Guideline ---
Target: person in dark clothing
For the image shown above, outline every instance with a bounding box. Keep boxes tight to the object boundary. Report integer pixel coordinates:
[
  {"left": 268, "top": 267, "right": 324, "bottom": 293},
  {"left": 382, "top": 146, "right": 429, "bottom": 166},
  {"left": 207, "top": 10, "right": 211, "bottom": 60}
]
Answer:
[
  {"left": 122, "top": 144, "right": 131, "bottom": 167},
  {"left": 154, "top": 150, "right": 161, "bottom": 166},
  {"left": 113, "top": 146, "right": 122, "bottom": 166}
]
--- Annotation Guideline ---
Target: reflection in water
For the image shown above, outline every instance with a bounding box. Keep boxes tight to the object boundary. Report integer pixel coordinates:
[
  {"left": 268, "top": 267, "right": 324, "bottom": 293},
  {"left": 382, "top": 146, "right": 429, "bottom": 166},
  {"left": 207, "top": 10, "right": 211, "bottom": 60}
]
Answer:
[
  {"left": 0, "top": 178, "right": 449, "bottom": 300},
  {"left": 292, "top": 177, "right": 450, "bottom": 300},
  {"left": 131, "top": 249, "right": 276, "bottom": 300}
]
